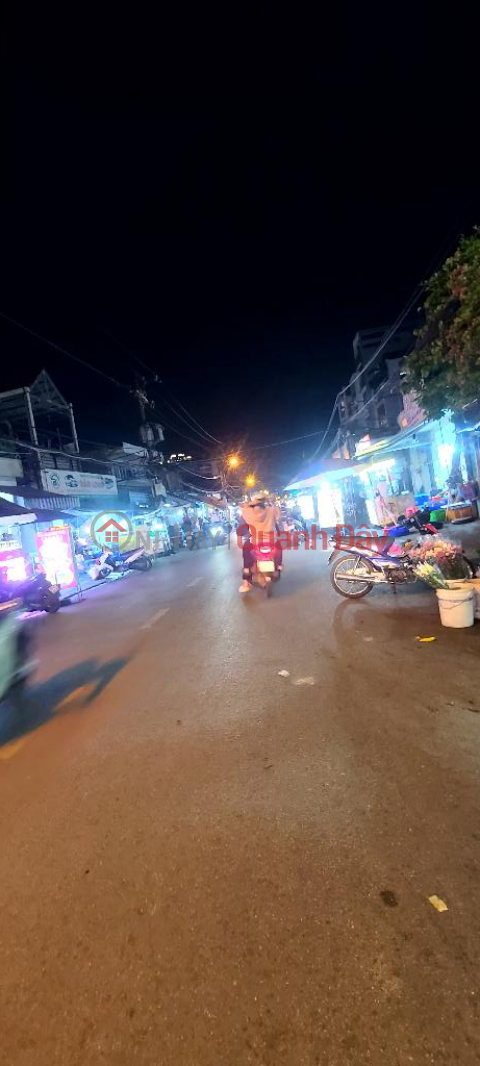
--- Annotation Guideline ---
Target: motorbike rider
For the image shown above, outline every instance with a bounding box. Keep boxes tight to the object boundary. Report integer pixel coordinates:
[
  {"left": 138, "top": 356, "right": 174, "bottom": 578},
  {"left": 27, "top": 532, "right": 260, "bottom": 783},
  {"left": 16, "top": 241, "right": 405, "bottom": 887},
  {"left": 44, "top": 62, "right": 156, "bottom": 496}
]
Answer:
[{"left": 237, "top": 493, "right": 282, "bottom": 593}]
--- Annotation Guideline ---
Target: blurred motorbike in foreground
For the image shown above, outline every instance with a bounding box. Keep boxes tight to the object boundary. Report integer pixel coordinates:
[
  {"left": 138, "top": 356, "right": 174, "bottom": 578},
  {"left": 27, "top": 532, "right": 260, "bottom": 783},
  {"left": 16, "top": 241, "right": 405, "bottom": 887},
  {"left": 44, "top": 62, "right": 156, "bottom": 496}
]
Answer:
[
  {"left": 0, "top": 573, "right": 60, "bottom": 613},
  {"left": 0, "top": 600, "right": 35, "bottom": 705}
]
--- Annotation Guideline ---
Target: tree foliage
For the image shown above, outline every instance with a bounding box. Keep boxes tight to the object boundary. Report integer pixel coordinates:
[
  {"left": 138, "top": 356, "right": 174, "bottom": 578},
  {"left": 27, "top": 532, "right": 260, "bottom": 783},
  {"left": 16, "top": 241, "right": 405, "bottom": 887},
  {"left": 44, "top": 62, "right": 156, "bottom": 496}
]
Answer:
[{"left": 403, "top": 229, "right": 480, "bottom": 419}]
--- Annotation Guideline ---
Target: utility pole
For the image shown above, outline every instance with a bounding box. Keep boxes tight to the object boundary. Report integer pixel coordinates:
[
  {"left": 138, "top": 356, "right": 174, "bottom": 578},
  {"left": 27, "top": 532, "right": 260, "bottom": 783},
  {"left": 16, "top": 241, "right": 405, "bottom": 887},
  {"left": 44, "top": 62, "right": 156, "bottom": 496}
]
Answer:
[
  {"left": 132, "top": 372, "right": 155, "bottom": 502},
  {"left": 219, "top": 459, "right": 232, "bottom": 550},
  {"left": 134, "top": 372, "right": 149, "bottom": 447}
]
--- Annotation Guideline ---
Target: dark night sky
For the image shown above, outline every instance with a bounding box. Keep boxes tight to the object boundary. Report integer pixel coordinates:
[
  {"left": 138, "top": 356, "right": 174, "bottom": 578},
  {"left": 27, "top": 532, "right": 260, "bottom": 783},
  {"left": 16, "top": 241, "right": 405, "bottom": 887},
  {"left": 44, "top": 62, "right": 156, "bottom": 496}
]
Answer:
[{"left": 2, "top": 15, "right": 477, "bottom": 476}]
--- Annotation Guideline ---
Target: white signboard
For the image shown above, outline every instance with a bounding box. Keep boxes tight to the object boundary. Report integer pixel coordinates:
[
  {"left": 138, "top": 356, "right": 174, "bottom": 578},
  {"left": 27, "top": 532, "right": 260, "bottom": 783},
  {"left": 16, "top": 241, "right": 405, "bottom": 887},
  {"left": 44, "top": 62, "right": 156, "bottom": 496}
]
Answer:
[{"left": 41, "top": 469, "right": 118, "bottom": 496}]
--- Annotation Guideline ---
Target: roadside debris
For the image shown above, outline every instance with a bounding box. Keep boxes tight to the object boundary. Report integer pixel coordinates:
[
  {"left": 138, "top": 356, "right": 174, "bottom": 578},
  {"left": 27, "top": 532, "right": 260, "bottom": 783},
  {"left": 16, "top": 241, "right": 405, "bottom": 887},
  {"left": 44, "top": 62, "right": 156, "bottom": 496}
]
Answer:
[
  {"left": 278, "top": 670, "right": 290, "bottom": 678},
  {"left": 380, "top": 889, "right": 399, "bottom": 907},
  {"left": 428, "top": 895, "right": 448, "bottom": 912},
  {"left": 415, "top": 636, "right": 437, "bottom": 643},
  {"left": 293, "top": 677, "right": 315, "bottom": 686}
]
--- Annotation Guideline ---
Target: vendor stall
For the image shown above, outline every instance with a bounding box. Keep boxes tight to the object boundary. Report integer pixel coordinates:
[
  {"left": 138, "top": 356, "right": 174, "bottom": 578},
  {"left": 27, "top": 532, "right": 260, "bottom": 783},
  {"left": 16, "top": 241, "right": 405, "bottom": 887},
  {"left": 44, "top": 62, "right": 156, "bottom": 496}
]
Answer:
[{"left": 0, "top": 497, "right": 38, "bottom": 583}]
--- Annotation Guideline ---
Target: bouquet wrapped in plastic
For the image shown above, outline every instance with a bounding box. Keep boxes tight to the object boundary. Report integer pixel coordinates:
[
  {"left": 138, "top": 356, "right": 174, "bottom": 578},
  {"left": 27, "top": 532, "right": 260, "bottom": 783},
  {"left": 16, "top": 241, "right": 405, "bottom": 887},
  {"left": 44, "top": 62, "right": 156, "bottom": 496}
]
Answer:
[
  {"left": 414, "top": 561, "right": 449, "bottom": 589},
  {"left": 409, "top": 537, "right": 470, "bottom": 580}
]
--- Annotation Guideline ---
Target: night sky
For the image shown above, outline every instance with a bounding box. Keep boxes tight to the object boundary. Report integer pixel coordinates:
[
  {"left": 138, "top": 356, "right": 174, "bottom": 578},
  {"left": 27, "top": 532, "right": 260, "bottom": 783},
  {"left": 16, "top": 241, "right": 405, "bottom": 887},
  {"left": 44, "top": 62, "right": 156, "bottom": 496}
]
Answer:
[{"left": 2, "top": 17, "right": 477, "bottom": 479}]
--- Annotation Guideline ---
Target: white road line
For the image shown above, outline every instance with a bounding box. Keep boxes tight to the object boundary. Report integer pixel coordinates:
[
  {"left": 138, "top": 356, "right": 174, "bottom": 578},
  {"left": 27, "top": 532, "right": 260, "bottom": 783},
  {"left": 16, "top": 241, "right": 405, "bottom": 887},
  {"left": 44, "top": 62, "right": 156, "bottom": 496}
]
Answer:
[
  {"left": 186, "top": 576, "right": 204, "bottom": 588},
  {"left": 141, "top": 607, "right": 170, "bottom": 630}
]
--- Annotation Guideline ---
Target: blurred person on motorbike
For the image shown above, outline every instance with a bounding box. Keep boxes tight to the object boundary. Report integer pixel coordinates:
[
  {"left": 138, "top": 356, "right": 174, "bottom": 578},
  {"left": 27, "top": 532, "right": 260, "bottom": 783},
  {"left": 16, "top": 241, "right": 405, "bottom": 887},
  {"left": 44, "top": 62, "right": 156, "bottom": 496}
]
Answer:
[{"left": 237, "top": 493, "right": 282, "bottom": 593}]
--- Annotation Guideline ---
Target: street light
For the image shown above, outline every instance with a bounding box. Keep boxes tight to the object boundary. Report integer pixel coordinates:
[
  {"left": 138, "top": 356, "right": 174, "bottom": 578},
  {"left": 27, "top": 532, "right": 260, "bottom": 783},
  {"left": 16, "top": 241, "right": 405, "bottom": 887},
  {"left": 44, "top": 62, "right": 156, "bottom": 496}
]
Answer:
[
  {"left": 245, "top": 473, "right": 256, "bottom": 488},
  {"left": 228, "top": 454, "right": 240, "bottom": 468}
]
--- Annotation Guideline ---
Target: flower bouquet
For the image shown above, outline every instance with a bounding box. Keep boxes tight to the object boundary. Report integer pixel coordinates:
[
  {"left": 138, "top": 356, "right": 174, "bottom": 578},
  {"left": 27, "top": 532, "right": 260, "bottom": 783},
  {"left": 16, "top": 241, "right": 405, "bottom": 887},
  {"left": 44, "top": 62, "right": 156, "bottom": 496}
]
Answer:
[
  {"left": 414, "top": 561, "right": 450, "bottom": 590},
  {"left": 409, "top": 537, "right": 470, "bottom": 581}
]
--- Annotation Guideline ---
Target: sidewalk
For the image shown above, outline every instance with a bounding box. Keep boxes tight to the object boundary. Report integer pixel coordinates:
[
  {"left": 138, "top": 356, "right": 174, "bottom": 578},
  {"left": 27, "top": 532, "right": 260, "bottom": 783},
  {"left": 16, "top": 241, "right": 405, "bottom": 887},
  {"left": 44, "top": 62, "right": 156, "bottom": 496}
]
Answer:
[
  {"left": 61, "top": 569, "right": 127, "bottom": 603},
  {"left": 446, "top": 518, "right": 480, "bottom": 561}
]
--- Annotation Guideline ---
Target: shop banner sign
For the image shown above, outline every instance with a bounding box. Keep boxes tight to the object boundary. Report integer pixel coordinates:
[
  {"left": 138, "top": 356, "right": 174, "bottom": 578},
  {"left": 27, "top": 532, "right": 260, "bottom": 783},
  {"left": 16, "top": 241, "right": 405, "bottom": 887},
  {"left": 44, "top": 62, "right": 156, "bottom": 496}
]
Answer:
[
  {"left": 41, "top": 469, "right": 118, "bottom": 496},
  {"left": 0, "top": 547, "right": 28, "bottom": 583},
  {"left": 35, "top": 527, "right": 79, "bottom": 591}
]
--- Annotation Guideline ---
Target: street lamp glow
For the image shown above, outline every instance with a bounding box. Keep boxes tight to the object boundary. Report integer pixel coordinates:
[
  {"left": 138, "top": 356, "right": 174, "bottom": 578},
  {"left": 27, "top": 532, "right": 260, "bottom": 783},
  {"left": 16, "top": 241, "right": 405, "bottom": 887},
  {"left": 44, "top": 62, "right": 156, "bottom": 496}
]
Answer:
[
  {"left": 228, "top": 454, "right": 240, "bottom": 468},
  {"left": 245, "top": 473, "right": 256, "bottom": 488}
]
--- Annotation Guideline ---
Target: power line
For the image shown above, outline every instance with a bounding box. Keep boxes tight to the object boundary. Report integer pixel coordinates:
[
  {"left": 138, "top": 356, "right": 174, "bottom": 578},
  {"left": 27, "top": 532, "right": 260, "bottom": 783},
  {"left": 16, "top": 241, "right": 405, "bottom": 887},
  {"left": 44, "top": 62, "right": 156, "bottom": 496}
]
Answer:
[
  {"left": 177, "top": 466, "right": 220, "bottom": 479},
  {"left": 0, "top": 436, "right": 156, "bottom": 470},
  {"left": 1, "top": 312, "right": 130, "bottom": 389},
  {"left": 163, "top": 388, "right": 223, "bottom": 446},
  {"left": 156, "top": 394, "right": 223, "bottom": 448},
  {"left": 309, "top": 286, "right": 423, "bottom": 462},
  {"left": 249, "top": 428, "right": 327, "bottom": 451},
  {"left": 106, "top": 333, "right": 224, "bottom": 446},
  {"left": 309, "top": 222, "right": 469, "bottom": 463},
  {"left": 153, "top": 414, "right": 212, "bottom": 453}
]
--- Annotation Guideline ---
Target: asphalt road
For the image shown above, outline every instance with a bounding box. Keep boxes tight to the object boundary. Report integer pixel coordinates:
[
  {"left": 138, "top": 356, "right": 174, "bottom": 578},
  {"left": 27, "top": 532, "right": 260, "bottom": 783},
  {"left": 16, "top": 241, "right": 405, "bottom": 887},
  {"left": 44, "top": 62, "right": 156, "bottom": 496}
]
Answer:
[{"left": 1, "top": 541, "right": 480, "bottom": 1065}]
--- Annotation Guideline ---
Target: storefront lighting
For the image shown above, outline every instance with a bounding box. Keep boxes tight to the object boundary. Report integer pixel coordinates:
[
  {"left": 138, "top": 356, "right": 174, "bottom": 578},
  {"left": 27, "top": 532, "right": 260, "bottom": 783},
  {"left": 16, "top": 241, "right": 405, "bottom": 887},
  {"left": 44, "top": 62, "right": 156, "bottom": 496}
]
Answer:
[
  {"left": 298, "top": 494, "right": 315, "bottom": 521},
  {"left": 317, "top": 481, "right": 344, "bottom": 527},
  {"left": 362, "top": 458, "right": 394, "bottom": 475},
  {"left": 437, "top": 443, "right": 455, "bottom": 472}
]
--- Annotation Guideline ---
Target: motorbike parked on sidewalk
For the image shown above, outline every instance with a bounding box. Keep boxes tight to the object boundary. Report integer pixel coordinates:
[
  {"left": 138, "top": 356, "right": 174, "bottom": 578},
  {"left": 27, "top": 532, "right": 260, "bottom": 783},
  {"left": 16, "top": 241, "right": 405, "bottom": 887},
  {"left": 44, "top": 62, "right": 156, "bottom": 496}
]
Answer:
[
  {"left": 328, "top": 513, "right": 474, "bottom": 599},
  {"left": 0, "top": 600, "right": 35, "bottom": 705},
  {"left": 0, "top": 573, "right": 60, "bottom": 613},
  {"left": 88, "top": 545, "right": 152, "bottom": 580}
]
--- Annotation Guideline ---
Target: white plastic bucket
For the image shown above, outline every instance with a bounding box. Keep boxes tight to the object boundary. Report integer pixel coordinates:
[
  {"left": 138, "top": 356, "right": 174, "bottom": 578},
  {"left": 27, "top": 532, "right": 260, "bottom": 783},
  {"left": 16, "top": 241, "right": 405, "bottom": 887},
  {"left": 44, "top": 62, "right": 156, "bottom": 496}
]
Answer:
[
  {"left": 465, "top": 578, "right": 480, "bottom": 620},
  {"left": 436, "top": 586, "right": 474, "bottom": 628}
]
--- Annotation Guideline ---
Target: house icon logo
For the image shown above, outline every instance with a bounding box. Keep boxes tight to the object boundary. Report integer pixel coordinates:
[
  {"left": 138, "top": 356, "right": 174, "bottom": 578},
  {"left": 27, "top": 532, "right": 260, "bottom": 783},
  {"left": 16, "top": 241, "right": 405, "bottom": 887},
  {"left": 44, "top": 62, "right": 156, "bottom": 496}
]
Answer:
[{"left": 90, "top": 510, "right": 133, "bottom": 550}]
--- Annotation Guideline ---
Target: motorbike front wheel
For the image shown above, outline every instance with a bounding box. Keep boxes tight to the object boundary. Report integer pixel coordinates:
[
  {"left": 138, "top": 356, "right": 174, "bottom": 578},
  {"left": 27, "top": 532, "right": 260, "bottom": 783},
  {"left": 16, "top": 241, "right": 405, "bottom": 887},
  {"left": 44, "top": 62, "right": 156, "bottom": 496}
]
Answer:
[{"left": 330, "top": 555, "right": 375, "bottom": 599}]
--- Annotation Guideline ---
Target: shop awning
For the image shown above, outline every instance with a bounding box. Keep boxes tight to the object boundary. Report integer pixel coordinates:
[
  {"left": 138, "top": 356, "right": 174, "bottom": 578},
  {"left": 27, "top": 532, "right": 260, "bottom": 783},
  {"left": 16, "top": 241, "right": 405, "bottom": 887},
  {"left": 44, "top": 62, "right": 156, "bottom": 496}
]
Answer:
[
  {"left": 352, "top": 420, "right": 431, "bottom": 459},
  {"left": 0, "top": 497, "right": 37, "bottom": 526},
  {"left": 0, "top": 485, "right": 81, "bottom": 509},
  {"left": 285, "top": 451, "right": 423, "bottom": 493},
  {"left": 285, "top": 458, "right": 361, "bottom": 492},
  {"left": 31, "top": 508, "right": 79, "bottom": 525}
]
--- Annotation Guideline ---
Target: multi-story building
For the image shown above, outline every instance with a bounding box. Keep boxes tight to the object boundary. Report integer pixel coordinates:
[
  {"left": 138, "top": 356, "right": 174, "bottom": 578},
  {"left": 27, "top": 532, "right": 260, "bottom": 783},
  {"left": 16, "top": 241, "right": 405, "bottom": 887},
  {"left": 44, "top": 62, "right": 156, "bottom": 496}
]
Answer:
[
  {"left": 335, "top": 320, "right": 418, "bottom": 456},
  {"left": 0, "top": 370, "right": 166, "bottom": 516}
]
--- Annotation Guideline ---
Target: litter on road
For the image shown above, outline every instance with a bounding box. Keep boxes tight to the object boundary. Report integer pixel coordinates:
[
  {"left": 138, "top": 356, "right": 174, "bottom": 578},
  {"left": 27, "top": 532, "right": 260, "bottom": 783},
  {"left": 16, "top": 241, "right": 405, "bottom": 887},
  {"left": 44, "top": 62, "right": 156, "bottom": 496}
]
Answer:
[
  {"left": 428, "top": 895, "right": 448, "bottom": 912},
  {"left": 278, "top": 670, "right": 290, "bottom": 677}
]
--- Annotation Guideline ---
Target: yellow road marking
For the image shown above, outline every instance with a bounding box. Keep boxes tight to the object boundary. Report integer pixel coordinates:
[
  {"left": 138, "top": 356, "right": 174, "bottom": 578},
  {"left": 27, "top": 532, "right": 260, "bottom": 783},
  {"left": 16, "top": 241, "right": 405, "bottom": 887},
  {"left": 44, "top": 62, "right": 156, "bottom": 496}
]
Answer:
[
  {"left": 55, "top": 682, "right": 97, "bottom": 712},
  {"left": 0, "top": 737, "right": 28, "bottom": 760}
]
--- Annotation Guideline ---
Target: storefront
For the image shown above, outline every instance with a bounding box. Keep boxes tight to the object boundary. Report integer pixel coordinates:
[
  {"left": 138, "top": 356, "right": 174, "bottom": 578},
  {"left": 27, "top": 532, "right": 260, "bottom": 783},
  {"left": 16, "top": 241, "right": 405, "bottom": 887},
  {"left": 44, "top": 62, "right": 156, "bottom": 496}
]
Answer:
[
  {"left": 285, "top": 459, "right": 360, "bottom": 526},
  {"left": 0, "top": 497, "right": 38, "bottom": 583},
  {"left": 285, "top": 454, "right": 418, "bottom": 528},
  {"left": 0, "top": 495, "right": 83, "bottom": 594}
]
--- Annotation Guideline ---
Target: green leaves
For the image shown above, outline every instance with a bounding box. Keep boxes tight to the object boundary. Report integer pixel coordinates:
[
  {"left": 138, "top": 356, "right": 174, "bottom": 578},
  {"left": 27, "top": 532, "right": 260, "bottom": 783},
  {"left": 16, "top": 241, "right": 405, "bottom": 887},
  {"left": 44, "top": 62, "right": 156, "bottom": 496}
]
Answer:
[{"left": 403, "top": 229, "right": 480, "bottom": 419}]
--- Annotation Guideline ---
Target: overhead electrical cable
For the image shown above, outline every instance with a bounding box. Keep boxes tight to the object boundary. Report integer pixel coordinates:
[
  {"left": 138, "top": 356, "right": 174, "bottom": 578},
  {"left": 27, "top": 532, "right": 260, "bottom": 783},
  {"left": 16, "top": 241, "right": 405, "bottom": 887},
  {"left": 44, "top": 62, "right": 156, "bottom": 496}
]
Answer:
[{"left": 0, "top": 312, "right": 130, "bottom": 389}]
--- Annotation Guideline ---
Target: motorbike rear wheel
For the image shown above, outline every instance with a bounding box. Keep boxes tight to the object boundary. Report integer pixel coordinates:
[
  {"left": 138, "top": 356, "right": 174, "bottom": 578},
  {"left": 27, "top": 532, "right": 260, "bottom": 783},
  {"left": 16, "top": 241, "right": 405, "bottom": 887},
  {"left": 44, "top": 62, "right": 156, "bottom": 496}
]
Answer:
[
  {"left": 330, "top": 555, "right": 375, "bottom": 599},
  {"left": 43, "top": 597, "right": 60, "bottom": 613},
  {"left": 463, "top": 556, "right": 475, "bottom": 578},
  {"left": 131, "top": 557, "right": 150, "bottom": 572}
]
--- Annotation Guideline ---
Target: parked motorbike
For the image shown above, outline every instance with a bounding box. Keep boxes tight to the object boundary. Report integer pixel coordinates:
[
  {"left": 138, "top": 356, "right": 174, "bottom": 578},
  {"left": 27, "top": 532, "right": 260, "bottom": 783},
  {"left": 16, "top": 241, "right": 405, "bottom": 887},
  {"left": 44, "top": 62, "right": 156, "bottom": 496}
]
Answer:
[
  {"left": 0, "top": 573, "right": 60, "bottom": 613},
  {"left": 0, "top": 600, "right": 35, "bottom": 704},
  {"left": 328, "top": 514, "right": 474, "bottom": 599},
  {"left": 243, "top": 543, "right": 282, "bottom": 597},
  {"left": 88, "top": 546, "right": 151, "bottom": 580}
]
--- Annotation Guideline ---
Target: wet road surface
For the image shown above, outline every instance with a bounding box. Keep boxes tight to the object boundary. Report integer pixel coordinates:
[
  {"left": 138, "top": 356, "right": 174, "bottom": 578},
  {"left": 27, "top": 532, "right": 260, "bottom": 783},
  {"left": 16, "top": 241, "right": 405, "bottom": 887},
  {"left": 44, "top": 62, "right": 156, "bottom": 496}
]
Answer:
[{"left": 1, "top": 543, "right": 480, "bottom": 1064}]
